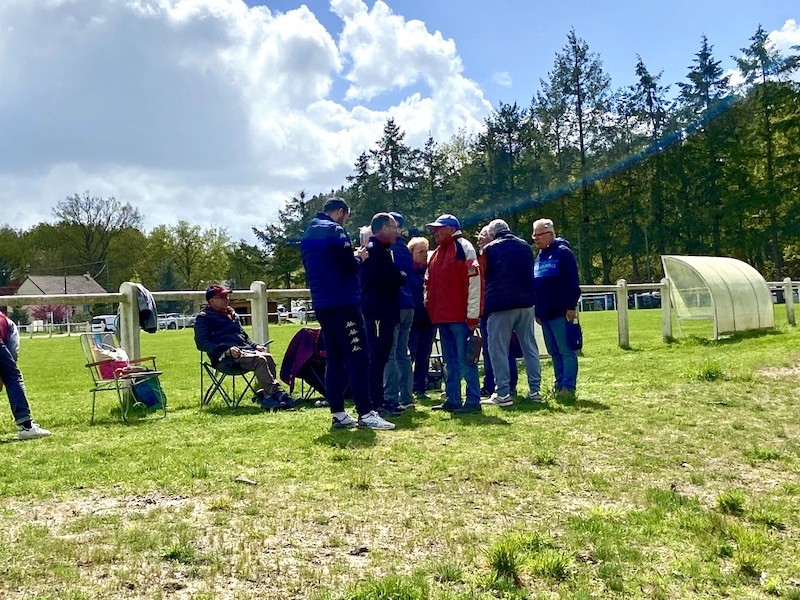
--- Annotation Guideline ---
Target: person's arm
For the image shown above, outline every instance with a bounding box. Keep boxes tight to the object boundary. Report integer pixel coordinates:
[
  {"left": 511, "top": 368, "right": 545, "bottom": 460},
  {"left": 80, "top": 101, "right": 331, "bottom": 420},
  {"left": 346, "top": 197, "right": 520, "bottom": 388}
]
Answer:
[
  {"left": 461, "top": 240, "right": 481, "bottom": 330},
  {"left": 561, "top": 246, "right": 581, "bottom": 318},
  {"left": 330, "top": 227, "right": 361, "bottom": 276},
  {"left": 7, "top": 319, "right": 20, "bottom": 360},
  {"left": 193, "top": 313, "right": 230, "bottom": 363}
]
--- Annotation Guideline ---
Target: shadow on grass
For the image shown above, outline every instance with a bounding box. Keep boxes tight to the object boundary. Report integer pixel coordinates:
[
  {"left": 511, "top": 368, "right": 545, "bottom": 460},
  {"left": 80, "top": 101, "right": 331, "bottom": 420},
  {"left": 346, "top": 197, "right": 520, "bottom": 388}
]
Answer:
[
  {"left": 314, "top": 428, "right": 377, "bottom": 449},
  {"left": 556, "top": 397, "right": 610, "bottom": 411}
]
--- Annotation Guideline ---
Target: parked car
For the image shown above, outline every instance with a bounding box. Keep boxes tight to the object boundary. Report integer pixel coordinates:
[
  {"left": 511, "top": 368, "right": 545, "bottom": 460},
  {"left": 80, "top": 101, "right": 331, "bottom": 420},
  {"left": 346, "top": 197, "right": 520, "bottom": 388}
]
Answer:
[
  {"left": 157, "top": 313, "right": 187, "bottom": 330},
  {"left": 91, "top": 314, "right": 118, "bottom": 333},
  {"left": 185, "top": 313, "right": 199, "bottom": 327}
]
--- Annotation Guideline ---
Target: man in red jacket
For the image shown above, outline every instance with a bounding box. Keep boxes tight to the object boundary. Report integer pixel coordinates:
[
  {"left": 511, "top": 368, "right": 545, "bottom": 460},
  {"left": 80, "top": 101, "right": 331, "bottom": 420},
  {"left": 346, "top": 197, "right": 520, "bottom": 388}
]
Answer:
[{"left": 424, "top": 214, "right": 482, "bottom": 413}]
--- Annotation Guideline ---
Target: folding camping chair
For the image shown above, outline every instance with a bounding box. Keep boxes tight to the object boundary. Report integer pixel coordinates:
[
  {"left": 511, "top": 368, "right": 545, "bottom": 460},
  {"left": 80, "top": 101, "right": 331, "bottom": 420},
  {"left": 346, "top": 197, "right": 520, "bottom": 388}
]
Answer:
[
  {"left": 279, "top": 327, "right": 327, "bottom": 402},
  {"left": 80, "top": 333, "right": 165, "bottom": 424},
  {"left": 199, "top": 352, "right": 260, "bottom": 410}
]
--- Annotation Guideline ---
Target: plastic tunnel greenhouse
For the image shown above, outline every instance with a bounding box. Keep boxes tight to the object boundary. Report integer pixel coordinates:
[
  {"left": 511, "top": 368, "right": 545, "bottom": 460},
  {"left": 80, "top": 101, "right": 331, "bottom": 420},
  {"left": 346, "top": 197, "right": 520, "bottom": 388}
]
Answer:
[{"left": 661, "top": 255, "right": 774, "bottom": 340}]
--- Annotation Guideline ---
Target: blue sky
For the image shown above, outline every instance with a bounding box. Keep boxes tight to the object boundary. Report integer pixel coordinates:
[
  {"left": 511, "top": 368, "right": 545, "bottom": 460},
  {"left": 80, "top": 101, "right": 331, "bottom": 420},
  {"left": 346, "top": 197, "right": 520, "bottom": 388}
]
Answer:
[
  {"left": 0, "top": 0, "right": 797, "bottom": 242},
  {"left": 253, "top": 0, "right": 798, "bottom": 107}
]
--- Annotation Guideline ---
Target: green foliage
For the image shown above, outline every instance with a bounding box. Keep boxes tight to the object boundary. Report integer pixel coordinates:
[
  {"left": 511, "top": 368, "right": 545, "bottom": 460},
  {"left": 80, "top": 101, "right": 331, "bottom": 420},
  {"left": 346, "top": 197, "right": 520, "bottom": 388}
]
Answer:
[{"left": 717, "top": 490, "right": 747, "bottom": 516}]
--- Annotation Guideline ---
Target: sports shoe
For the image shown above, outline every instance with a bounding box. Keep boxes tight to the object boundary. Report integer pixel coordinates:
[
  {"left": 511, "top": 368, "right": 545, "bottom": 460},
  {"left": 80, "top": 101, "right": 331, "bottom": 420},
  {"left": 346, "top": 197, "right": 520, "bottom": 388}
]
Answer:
[
  {"left": 376, "top": 405, "right": 404, "bottom": 417},
  {"left": 314, "top": 399, "right": 330, "bottom": 408},
  {"left": 480, "top": 393, "right": 513, "bottom": 407},
  {"left": 431, "top": 402, "right": 460, "bottom": 412},
  {"left": 454, "top": 404, "right": 482, "bottom": 414},
  {"left": 275, "top": 391, "right": 299, "bottom": 408},
  {"left": 556, "top": 389, "right": 576, "bottom": 401},
  {"left": 527, "top": 391, "right": 545, "bottom": 404},
  {"left": 479, "top": 387, "right": 492, "bottom": 399},
  {"left": 358, "top": 410, "right": 396, "bottom": 430},
  {"left": 331, "top": 413, "right": 358, "bottom": 429},
  {"left": 18, "top": 422, "right": 51, "bottom": 440}
]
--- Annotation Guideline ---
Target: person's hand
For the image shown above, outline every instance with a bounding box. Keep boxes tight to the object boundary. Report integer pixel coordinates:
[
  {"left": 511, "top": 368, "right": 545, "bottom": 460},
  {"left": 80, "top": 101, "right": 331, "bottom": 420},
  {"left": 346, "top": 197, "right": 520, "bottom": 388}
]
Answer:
[
  {"left": 535, "top": 317, "right": 541, "bottom": 325},
  {"left": 355, "top": 247, "right": 368, "bottom": 262},
  {"left": 466, "top": 318, "right": 479, "bottom": 331},
  {"left": 566, "top": 310, "right": 577, "bottom": 322},
  {"left": 255, "top": 345, "right": 268, "bottom": 353},
  {"left": 229, "top": 347, "right": 242, "bottom": 359}
]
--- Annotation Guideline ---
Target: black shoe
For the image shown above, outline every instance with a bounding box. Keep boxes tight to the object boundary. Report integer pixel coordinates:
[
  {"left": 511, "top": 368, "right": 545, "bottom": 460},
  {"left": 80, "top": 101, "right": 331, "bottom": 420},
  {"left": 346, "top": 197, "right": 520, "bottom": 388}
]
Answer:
[
  {"left": 414, "top": 391, "right": 430, "bottom": 400},
  {"left": 377, "top": 405, "right": 403, "bottom": 417},
  {"left": 431, "top": 402, "right": 460, "bottom": 412},
  {"left": 454, "top": 404, "right": 482, "bottom": 414},
  {"left": 479, "top": 387, "right": 492, "bottom": 399},
  {"left": 276, "top": 391, "right": 298, "bottom": 408},
  {"left": 260, "top": 394, "right": 284, "bottom": 411}
]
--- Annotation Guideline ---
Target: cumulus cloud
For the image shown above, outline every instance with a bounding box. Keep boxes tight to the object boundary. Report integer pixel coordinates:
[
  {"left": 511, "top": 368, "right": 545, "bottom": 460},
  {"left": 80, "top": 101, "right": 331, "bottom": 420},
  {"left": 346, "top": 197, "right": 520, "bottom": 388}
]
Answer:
[{"left": 0, "top": 0, "right": 492, "bottom": 240}]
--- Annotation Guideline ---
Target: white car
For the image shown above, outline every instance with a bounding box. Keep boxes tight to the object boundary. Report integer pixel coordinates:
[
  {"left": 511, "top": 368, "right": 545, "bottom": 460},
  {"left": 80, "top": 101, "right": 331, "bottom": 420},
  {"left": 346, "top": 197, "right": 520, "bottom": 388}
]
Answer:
[
  {"left": 157, "top": 313, "right": 183, "bottom": 330},
  {"left": 91, "top": 314, "right": 118, "bottom": 333}
]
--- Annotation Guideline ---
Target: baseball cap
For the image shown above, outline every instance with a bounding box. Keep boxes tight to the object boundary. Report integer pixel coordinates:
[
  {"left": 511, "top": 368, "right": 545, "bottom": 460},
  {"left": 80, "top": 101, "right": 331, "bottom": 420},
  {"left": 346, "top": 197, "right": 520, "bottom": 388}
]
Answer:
[
  {"left": 205, "top": 284, "right": 231, "bottom": 301},
  {"left": 389, "top": 211, "right": 405, "bottom": 228},
  {"left": 426, "top": 214, "right": 460, "bottom": 230}
]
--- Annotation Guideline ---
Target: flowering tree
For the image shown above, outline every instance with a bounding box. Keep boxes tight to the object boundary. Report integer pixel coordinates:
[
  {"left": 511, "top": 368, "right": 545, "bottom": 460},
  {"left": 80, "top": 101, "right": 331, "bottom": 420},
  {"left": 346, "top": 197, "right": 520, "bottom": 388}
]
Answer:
[{"left": 29, "top": 304, "right": 68, "bottom": 324}]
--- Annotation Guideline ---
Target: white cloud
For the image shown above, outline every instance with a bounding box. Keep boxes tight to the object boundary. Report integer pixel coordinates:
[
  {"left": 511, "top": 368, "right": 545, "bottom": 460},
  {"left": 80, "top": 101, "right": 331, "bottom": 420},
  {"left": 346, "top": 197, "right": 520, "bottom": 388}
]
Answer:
[
  {"left": 492, "top": 71, "right": 512, "bottom": 87},
  {"left": 0, "top": 0, "right": 492, "bottom": 241}
]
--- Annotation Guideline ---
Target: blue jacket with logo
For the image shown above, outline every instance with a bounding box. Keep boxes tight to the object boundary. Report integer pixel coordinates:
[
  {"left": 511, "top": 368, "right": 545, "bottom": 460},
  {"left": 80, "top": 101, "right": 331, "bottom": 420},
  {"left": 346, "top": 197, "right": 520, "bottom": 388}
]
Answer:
[
  {"left": 392, "top": 237, "right": 415, "bottom": 310},
  {"left": 300, "top": 213, "right": 360, "bottom": 310},
  {"left": 533, "top": 237, "right": 581, "bottom": 321},
  {"left": 483, "top": 230, "right": 536, "bottom": 315}
]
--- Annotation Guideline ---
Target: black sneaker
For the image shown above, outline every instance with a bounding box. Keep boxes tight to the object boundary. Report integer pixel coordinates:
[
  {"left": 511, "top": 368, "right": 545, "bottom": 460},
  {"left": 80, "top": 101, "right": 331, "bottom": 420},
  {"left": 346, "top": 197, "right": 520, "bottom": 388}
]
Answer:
[
  {"left": 454, "top": 404, "right": 482, "bottom": 414},
  {"left": 479, "top": 387, "right": 492, "bottom": 399},
  {"left": 376, "top": 405, "right": 403, "bottom": 417},
  {"left": 431, "top": 402, "right": 460, "bottom": 412}
]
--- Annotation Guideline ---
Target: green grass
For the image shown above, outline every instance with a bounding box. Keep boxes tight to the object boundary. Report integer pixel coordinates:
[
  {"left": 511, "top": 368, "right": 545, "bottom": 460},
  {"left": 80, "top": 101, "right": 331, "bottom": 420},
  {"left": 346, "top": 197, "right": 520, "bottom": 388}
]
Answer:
[{"left": 0, "top": 309, "right": 798, "bottom": 598}]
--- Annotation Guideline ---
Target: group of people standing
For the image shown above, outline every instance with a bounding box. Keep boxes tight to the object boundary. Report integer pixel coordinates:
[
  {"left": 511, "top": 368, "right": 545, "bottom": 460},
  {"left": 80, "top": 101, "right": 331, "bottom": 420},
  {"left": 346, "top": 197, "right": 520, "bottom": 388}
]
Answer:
[{"left": 299, "top": 197, "right": 582, "bottom": 431}]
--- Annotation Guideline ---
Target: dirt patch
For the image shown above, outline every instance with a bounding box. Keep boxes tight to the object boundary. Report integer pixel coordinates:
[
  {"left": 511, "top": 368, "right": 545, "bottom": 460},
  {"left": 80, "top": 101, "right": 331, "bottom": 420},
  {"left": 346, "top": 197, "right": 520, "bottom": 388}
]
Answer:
[{"left": 756, "top": 365, "right": 800, "bottom": 380}]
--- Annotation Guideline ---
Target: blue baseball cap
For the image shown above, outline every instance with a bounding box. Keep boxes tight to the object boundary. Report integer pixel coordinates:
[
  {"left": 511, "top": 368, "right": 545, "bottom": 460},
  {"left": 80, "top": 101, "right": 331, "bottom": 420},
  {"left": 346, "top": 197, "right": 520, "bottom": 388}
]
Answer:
[
  {"left": 389, "top": 211, "right": 405, "bottom": 228},
  {"left": 426, "top": 214, "right": 460, "bottom": 230}
]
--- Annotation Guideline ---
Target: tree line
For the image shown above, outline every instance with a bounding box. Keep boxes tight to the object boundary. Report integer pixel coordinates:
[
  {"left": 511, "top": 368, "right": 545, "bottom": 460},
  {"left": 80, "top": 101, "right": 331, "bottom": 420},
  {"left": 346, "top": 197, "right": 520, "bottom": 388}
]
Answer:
[{"left": 1, "top": 26, "right": 799, "bottom": 296}]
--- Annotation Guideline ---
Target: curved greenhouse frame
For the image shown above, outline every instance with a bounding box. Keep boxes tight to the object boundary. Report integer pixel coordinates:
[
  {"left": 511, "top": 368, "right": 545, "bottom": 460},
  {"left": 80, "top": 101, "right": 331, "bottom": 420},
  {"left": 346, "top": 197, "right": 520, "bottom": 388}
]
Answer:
[{"left": 661, "top": 255, "right": 774, "bottom": 339}]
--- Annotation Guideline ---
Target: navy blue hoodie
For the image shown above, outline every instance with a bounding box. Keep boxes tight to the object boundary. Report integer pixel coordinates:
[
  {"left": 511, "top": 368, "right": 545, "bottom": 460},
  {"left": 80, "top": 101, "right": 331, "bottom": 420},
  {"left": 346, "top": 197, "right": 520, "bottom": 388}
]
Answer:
[{"left": 533, "top": 237, "right": 581, "bottom": 321}]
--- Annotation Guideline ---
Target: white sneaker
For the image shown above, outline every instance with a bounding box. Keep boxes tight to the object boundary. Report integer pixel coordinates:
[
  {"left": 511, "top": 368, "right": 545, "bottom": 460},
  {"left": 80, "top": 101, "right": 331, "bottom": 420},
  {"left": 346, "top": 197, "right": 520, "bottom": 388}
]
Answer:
[
  {"left": 18, "top": 422, "right": 52, "bottom": 440},
  {"left": 358, "top": 410, "right": 396, "bottom": 430},
  {"left": 480, "top": 393, "right": 513, "bottom": 407},
  {"left": 331, "top": 413, "right": 357, "bottom": 429},
  {"left": 527, "top": 391, "right": 545, "bottom": 404}
]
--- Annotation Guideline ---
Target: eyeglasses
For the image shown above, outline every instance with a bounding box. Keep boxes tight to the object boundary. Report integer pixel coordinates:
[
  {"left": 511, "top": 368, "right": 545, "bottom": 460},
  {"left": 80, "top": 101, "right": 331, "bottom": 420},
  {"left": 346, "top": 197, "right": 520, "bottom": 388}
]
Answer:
[{"left": 532, "top": 231, "right": 553, "bottom": 239}]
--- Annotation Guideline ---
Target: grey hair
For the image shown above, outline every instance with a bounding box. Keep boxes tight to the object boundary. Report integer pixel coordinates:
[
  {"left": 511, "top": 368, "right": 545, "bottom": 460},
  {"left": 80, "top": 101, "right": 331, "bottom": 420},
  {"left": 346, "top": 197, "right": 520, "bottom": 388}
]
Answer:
[
  {"left": 532, "top": 218, "right": 555, "bottom": 234},
  {"left": 486, "top": 219, "right": 509, "bottom": 238},
  {"left": 359, "top": 226, "right": 372, "bottom": 246}
]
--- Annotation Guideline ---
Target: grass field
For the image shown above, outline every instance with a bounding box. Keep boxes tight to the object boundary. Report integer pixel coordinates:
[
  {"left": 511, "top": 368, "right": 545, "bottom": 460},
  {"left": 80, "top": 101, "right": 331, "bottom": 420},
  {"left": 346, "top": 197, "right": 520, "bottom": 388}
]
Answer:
[{"left": 1, "top": 309, "right": 798, "bottom": 599}]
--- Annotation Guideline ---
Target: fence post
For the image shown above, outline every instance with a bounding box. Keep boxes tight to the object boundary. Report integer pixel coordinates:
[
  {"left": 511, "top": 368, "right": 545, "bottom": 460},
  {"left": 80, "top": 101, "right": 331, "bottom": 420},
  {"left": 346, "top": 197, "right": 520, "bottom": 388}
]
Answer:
[
  {"left": 660, "top": 277, "right": 673, "bottom": 342},
  {"left": 616, "top": 278, "right": 629, "bottom": 349},
  {"left": 249, "top": 280, "right": 269, "bottom": 344},
  {"left": 118, "top": 282, "right": 141, "bottom": 359},
  {"left": 784, "top": 277, "right": 796, "bottom": 326}
]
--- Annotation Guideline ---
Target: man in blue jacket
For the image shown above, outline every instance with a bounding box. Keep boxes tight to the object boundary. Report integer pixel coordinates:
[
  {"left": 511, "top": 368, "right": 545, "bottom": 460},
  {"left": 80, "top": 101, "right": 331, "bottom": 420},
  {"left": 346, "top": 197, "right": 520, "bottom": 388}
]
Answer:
[
  {"left": 480, "top": 219, "right": 542, "bottom": 407},
  {"left": 194, "top": 284, "right": 296, "bottom": 410},
  {"left": 361, "top": 212, "right": 406, "bottom": 416},
  {"left": 532, "top": 218, "right": 581, "bottom": 398},
  {"left": 383, "top": 211, "right": 415, "bottom": 410},
  {"left": 300, "top": 198, "right": 395, "bottom": 430}
]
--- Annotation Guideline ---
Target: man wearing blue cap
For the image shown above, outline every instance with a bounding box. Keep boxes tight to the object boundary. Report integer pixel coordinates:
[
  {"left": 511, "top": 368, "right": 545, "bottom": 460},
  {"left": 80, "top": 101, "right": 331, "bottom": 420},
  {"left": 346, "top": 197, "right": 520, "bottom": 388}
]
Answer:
[{"left": 424, "top": 214, "right": 483, "bottom": 414}]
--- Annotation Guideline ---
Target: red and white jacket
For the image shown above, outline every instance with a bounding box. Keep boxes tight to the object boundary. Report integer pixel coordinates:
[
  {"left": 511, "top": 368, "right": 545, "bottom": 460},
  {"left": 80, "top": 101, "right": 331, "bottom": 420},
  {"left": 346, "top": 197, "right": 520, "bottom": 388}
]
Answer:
[{"left": 424, "top": 231, "right": 481, "bottom": 327}]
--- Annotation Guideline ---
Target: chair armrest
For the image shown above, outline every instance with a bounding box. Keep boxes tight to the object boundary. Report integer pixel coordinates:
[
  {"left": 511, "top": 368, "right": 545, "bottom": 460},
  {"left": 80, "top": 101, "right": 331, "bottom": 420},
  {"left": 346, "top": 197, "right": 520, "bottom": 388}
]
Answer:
[
  {"left": 86, "top": 358, "right": 115, "bottom": 368},
  {"left": 130, "top": 356, "right": 157, "bottom": 364}
]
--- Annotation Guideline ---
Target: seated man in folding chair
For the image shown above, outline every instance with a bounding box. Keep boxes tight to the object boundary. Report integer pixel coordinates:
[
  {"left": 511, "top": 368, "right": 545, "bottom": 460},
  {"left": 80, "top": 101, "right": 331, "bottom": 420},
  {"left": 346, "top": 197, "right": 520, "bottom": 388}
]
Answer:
[{"left": 194, "top": 284, "right": 297, "bottom": 410}]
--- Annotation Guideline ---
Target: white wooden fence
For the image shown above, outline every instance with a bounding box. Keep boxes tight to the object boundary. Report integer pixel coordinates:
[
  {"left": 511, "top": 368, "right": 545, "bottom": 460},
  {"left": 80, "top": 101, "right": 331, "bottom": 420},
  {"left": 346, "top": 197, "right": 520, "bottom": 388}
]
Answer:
[{"left": 0, "top": 277, "right": 795, "bottom": 357}]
